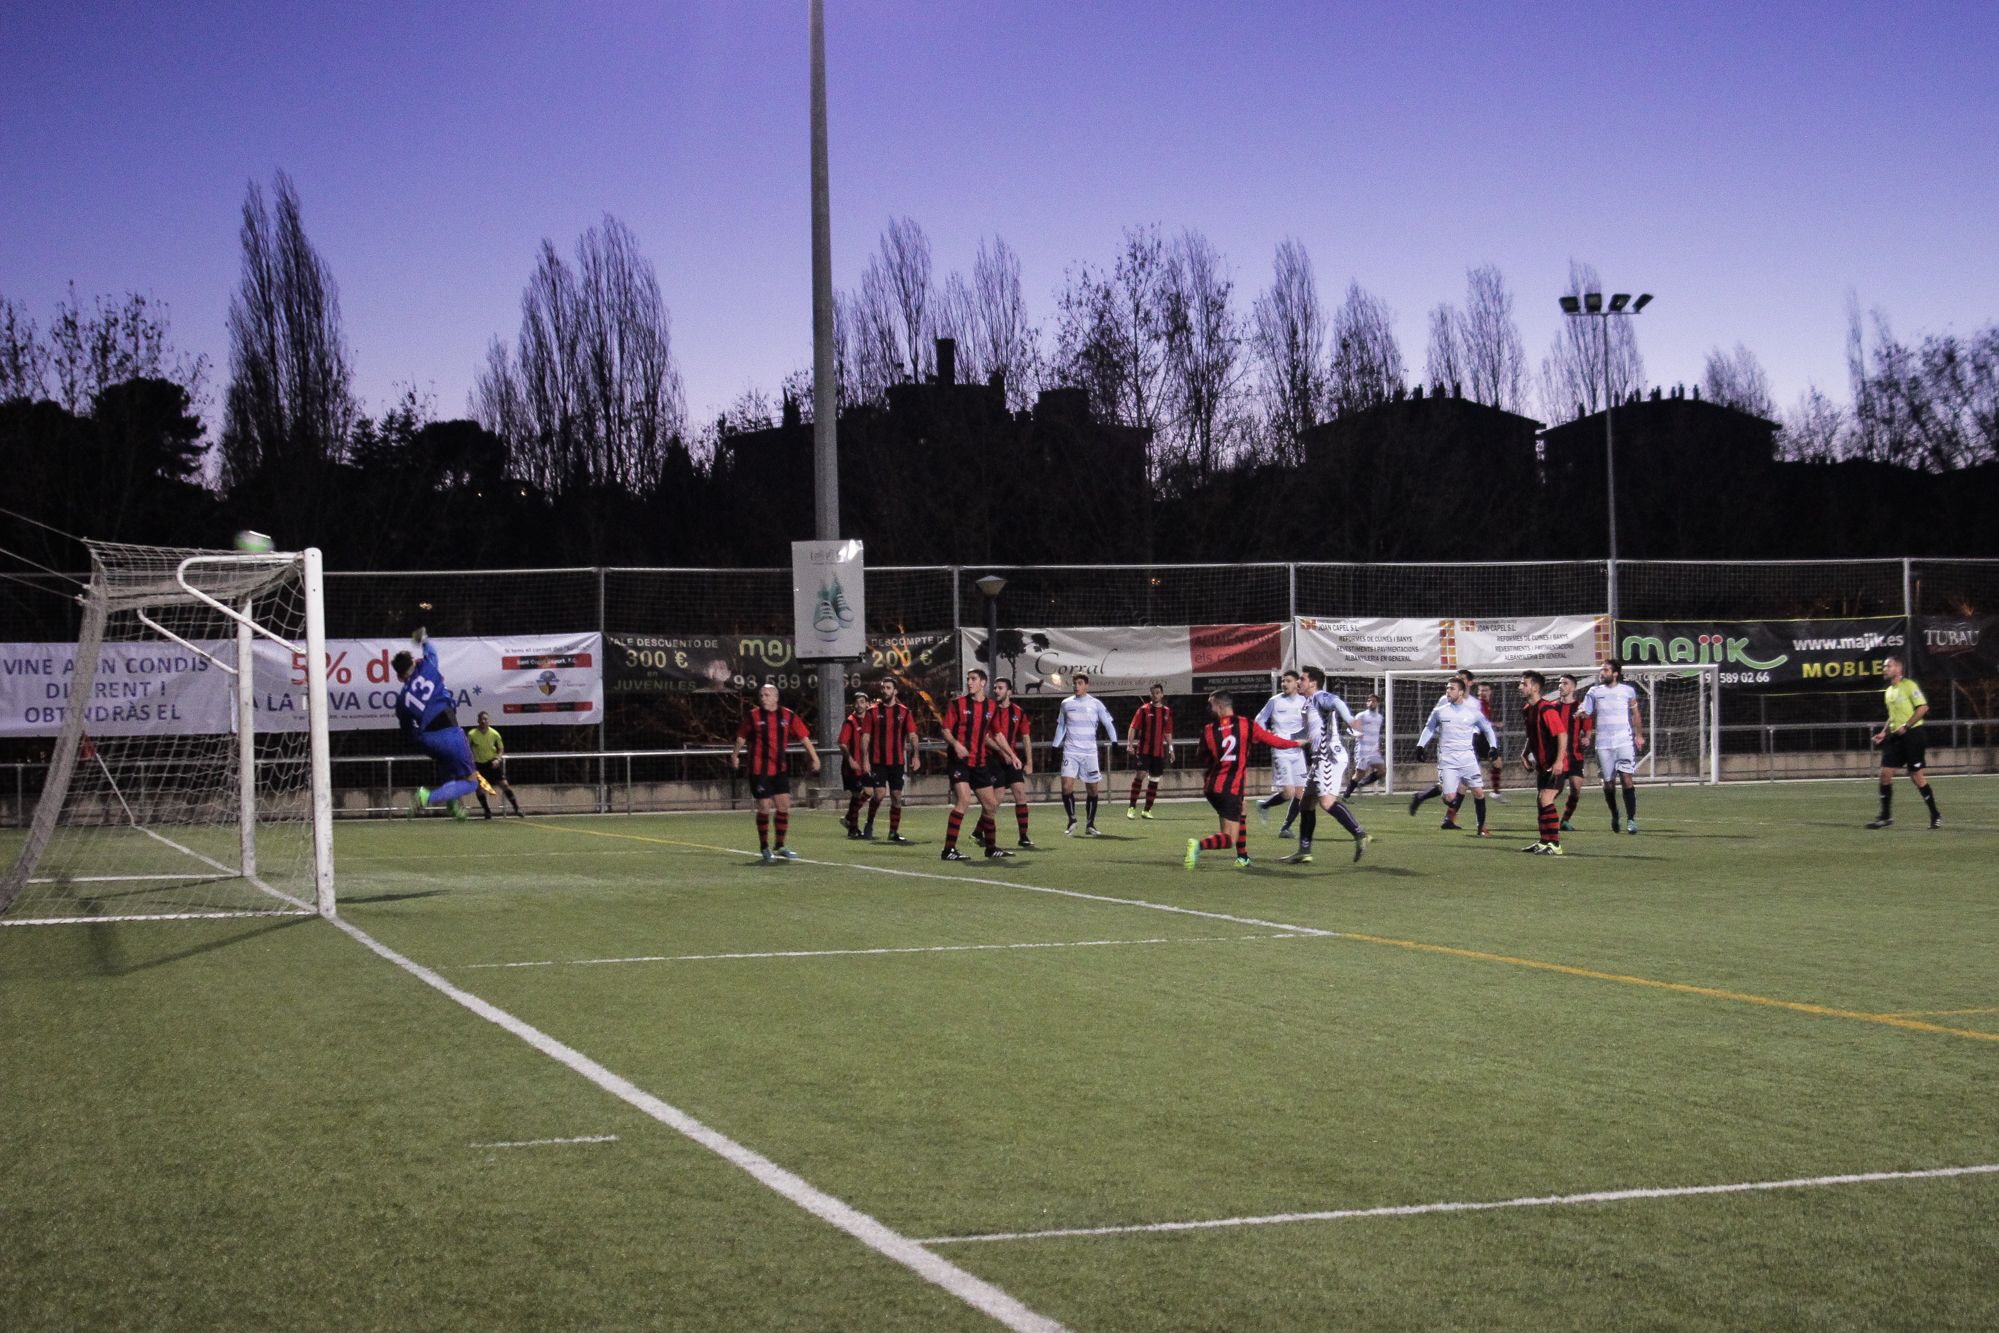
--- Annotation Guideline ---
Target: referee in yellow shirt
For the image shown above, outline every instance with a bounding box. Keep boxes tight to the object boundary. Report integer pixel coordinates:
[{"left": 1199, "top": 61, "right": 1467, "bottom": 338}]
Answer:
[
  {"left": 1868, "top": 656, "right": 1940, "bottom": 829},
  {"left": 466, "top": 711, "right": 524, "bottom": 818}
]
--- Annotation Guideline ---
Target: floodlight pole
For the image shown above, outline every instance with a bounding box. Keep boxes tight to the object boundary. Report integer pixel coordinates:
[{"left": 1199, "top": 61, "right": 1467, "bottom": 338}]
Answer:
[
  {"left": 809, "top": 0, "right": 843, "bottom": 747},
  {"left": 1561, "top": 291, "right": 1651, "bottom": 624}
]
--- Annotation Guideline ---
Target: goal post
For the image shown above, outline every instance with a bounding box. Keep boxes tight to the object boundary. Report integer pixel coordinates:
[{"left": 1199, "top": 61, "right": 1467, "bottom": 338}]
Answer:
[
  {"left": 0, "top": 541, "right": 335, "bottom": 924},
  {"left": 1380, "top": 664, "right": 1719, "bottom": 793}
]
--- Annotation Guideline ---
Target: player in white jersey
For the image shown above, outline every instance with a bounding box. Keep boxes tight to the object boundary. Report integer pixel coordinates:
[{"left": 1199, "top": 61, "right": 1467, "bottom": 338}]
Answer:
[
  {"left": 1408, "top": 677, "right": 1500, "bottom": 835},
  {"left": 1255, "top": 671, "right": 1312, "bottom": 836},
  {"left": 1052, "top": 671, "right": 1118, "bottom": 835},
  {"left": 1344, "top": 693, "right": 1385, "bottom": 797},
  {"left": 1579, "top": 658, "right": 1645, "bottom": 834},
  {"left": 1284, "top": 666, "right": 1369, "bottom": 862}
]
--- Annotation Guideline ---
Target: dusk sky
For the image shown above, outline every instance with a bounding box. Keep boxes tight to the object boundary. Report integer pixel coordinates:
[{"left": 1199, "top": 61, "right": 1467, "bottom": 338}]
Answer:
[{"left": 4, "top": 1, "right": 1995, "bottom": 434}]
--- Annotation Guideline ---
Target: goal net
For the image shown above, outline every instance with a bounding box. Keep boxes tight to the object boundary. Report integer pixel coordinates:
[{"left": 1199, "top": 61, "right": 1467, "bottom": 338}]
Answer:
[
  {"left": 0, "top": 542, "right": 334, "bottom": 924},
  {"left": 1380, "top": 664, "right": 1719, "bottom": 793}
]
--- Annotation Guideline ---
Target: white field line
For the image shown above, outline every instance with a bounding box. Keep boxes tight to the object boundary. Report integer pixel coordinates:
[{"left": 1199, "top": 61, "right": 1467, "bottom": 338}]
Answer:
[
  {"left": 918, "top": 1162, "right": 1999, "bottom": 1246},
  {"left": 326, "top": 913, "right": 1065, "bottom": 1333},
  {"left": 0, "top": 908, "right": 311, "bottom": 928},
  {"left": 458, "top": 932, "right": 1305, "bottom": 970},
  {"left": 470, "top": 1135, "right": 620, "bottom": 1149}
]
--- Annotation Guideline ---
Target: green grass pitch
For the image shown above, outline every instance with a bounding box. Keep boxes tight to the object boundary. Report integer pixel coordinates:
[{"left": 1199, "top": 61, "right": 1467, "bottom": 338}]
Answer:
[{"left": 4, "top": 780, "right": 1997, "bottom": 1329}]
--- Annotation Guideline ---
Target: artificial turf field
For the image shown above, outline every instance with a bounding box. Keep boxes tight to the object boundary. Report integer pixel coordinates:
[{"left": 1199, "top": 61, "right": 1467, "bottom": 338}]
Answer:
[{"left": 4, "top": 779, "right": 1997, "bottom": 1330}]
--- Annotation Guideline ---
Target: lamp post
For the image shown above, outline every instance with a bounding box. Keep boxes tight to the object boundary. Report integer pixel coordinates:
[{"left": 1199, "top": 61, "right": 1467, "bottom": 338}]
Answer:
[
  {"left": 975, "top": 575, "right": 1007, "bottom": 684},
  {"left": 1558, "top": 289, "right": 1651, "bottom": 621}
]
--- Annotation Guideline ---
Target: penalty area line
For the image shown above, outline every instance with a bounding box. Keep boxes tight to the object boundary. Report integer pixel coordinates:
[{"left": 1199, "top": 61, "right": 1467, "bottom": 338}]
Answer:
[
  {"left": 920, "top": 1162, "right": 1999, "bottom": 1246},
  {"left": 327, "top": 913, "right": 1066, "bottom": 1333}
]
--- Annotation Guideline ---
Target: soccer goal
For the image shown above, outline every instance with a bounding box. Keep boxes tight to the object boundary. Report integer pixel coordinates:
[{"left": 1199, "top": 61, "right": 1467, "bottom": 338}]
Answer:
[
  {"left": 0, "top": 541, "right": 334, "bottom": 925},
  {"left": 1379, "top": 664, "right": 1720, "bottom": 794}
]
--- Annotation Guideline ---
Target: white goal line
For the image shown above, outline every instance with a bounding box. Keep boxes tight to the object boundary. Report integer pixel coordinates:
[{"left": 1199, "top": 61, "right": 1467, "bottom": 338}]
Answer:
[
  {"left": 456, "top": 932, "right": 1310, "bottom": 971},
  {"left": 918, "top": 1162, "right": 1999, "bottom": 1246}
]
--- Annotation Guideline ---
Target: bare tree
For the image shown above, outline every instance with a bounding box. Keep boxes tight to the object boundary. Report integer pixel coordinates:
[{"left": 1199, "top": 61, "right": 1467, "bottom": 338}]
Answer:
[
  {"left": 846, "top": 256, "right": 906, "bottom": 406},
  {"left": 45, "top": 287, "right": 208, "bottom": 415},
  {"left": 1458, "top": 264, "right": 1529, "bottom": 411},
  {"left": 473, "top": 215, "right": 685, "bottom": 494},
  {"left": 220, "top": 171, "right": 357, "bottom": 488},
  {"left": 1701, "top": 343, "right": 1775, "bottom": 418},
  {"left": 933, "top": 236, "right": 1039, "bottom": 407},
  {"left": 881, "top": 216, "right": 934, "bottom": 382},
  {"left": 0, "top": 297, "right": 47, "bottom": 401},
  {"left": 1424, "top": 302, "right": 1465, "bottom": 395},
  {"left": 1780, "top": 384, "right": 1847, "bottom": 462},
  {"left": 1161, "top": 229, "right": 1246, "bottom": 480},
  {"left": 1846, "top": 299, "right": 1999, "bottom": 470},
  {"left": 1250, "top": 238, "right": 1328, "bottom": 463},
  {"left": 1053, "top": 225, "right": 1172, "bottom": 434},
  {"left": 1538, "top": 260, "right": 1643, "bottom": 422},
  {"left": 1327, "top": 281, "right": 1405, "bottom": 417}
]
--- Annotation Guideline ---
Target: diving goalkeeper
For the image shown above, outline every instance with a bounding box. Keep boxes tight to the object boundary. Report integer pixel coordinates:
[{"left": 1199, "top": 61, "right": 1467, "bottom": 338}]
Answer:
[{"left": 392, "top": 629, "right": 483, "bottom": 819}]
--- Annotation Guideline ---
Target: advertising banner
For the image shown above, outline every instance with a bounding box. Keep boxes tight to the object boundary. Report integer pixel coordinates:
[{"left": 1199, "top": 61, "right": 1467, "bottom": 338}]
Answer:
[
  {"left": 609, "top": 630, "right": 956, "bottom": 699},
  {"left": 1615, "top": 618, "right": 1906, "bottom": 688},
  {"left": 1917, "top": 614, "right": 1999, "bottom": 681},
  {"left": 0, "top": 634, "right": 602, "bottom": 737},
  {"left": 791, "top": 539, "right": 866, "bottom": 662},
  {"left": 1291, "top": 616, "right": 1606, "bottom": 671},
  {"left": 958, "top": 624, "right": 1287, "bottom": 696}
]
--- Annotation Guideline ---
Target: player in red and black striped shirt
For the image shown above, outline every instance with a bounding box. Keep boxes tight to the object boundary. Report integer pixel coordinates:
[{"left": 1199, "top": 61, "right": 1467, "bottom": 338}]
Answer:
[
  {"left": 990, "top": 677, "right": 1036, "bottom": 848},
  {"left": 1125, "top": 683, "right": 1173, "bottom": 819},
  {"left": 1185, "top": 691, "right": 1301, "bottom": 869},
  {"left": 1555, "top": 672, "right": 1593, "bottom": 829},
  {"left": 1516, "top": 671, "right": 1571, "bottom": 856},
  {"left": 863, "top": 677, "right": 920, "bottom": 843},
  {"left": 837, "top": 691, "right": 873, "bottom": 839},
  {"left": 939, "top": 669, "right": 1019, "bottom": 862},
  {"left": 730, "top": 682, "right": 821, "bottom": 862}
]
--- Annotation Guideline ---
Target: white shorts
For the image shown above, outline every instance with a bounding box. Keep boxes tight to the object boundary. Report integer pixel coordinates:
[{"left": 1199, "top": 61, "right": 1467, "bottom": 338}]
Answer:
[
  {"left": 1354, "top": 746, "right": 1382, "bottom": 770},
  {"left": 1311, "top": 741, "right": 1349, "bottom": 793},
  {"left": 1595, "top": 740, "right": 1637, "bottom": 777},
  {"left": 1271, "top": 748, "right": 1308, "bottom": 789},
  {"left": 1439, "top": 756, "right": 1485, "bottom": 797},
  {"left": 1061, "top": 751, "right": 1103, "bottom": 783}
]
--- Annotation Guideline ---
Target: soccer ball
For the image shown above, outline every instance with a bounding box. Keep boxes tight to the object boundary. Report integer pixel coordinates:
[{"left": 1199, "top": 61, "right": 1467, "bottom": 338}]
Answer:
[{"left": 233, "top": 530, "right": 275, "bottom": 554}]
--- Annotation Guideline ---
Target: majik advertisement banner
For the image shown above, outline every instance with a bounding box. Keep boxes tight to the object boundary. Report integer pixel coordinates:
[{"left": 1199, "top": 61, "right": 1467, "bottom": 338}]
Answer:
[
  {"left": 791, "top": 539, "right": 866, "bottom": 662},
  {"left": 1916, "top": 614, "right": 1999, "bottom": 681},
  {"left": 608, "top": 630, "right": 956, "bottom": 699},
  {"left": 0, "top": 634, "right": 602, "bottom": 737},
  {"left": 1615, "top": 618, "right": 1906, "bottom": 688},
  {"left": 958, "top": 624, "right": 1287, "bottom": 696},
  {"left": 1291, "top": 616, "right": 1607, "bottom": 671}
]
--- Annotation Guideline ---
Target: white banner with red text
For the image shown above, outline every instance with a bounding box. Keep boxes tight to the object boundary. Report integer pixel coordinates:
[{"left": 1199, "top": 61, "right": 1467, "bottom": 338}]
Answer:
[
  {"left": 0, "top": 634, "right": 601, "bottom": 737},
  {"left": 1291, "top": 616, "right": 1609, "bottom": 672},
  {"left": 959, "top": 624, "right": 1289, "bottom": 697}
]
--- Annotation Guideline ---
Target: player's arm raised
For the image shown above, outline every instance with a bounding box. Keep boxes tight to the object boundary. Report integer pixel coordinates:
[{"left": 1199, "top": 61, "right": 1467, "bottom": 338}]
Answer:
[{"left": 1250, "top": 722, "right": 1301, "bottom": 749}]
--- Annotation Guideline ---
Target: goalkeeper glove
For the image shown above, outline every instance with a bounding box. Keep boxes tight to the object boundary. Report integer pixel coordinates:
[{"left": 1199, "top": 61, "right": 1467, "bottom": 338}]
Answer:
[{"left": 411, "top": 626, "right": 428, "bottom": 648}]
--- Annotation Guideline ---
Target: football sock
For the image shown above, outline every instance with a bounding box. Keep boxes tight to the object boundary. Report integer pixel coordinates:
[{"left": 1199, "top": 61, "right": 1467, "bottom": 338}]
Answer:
[
  {"left": 1444, "top": 795, "right": 1462, "bottom": 822},
  {"left": 1413, "top": 783, "right": 1442, "bottom": 808},
  {"left": 431, "top": 777, "right": 477, "bottom": 804},
  {"left": 945, "top": 809, "right": 964, "bottom": 849},
  {"left": 1539, "top": 803, "right": 1561, "bottom": 845},
  {"left": 1260, "top": 791, "right": 1286, "bottom": 811},
  {"left": 1879, "top": 784, "right": 1892, "bottom": 818},
  {"left": 1474, "top": 796, "right": 1488, "bottom": 829},
  {"left": 1299, "top": 803, "right": 1317, "bottom": 843},
  {"left": 974, "top": 815, "right": 994, "bottom": 848},
  {"left": 773, "top": 810, "right": 789, "bottom": 848},
  {"left": 888, "top": 801, "right": 902, "bottom": 836},
  {"left": 1086, "top": 793, "right": 1099, "bottom": 826},
  {"left": 1330, "top": 801, "right": 1363, "bottom": 837},
  {"left": 476, "top": 789, "right": 492, "bottom": 817},
  {"left": 1015, "top": 802, "right": 1031, "bottom": 839},
  {"left": 1622, "top": 785, "right": 1637, "bottom": 820},
  {"left": 1603, "top": 783, "right": 1620, "bottom": 818},
  {"left": 1130, "top": 774, "right": 1144, "bottom": 805},
  {"left": 505, "top": 789, "right": 522, "bottom": 815},
  {"left": 1144, "top": 782, "right": 1158, "bottom": 811},
  {"left": 1353, "top": 771, "right": 1380, "bottom": 791},
  {"left": 1063, "top": 792, "right": 1077, "bottom": 822},
  {"left": 846, "top": 793, "right": 865, "bottom": 826},
  {"left": 756, "top": 811, "right": 770, "bottom": 849},
  {"left": 1235, "top": 827, "right": 1248, "bottom": 858},
  {"left": 1563, "top": 786, "right": 1580, "bottom": 820},
  {"left": 1921, "top": 785, "right": 1940, "bottom": 818},
  {"left": 1280, "top": 798, "right": 1301, "bottom": 832},
  {"left": 867, "top": 794, "right": 883, "bottom": 827},
  {"left": 1199, "top": 832, "right": 1231, "bottom": 851}
]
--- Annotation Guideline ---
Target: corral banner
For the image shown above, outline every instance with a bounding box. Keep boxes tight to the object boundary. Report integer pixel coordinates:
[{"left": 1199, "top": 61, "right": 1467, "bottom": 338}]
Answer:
[
  {"left": 1916, "top": 614, "right": 1999, "bottom": 681},
  {"left": 0, "top": 634, "right": 602, "bottom": 737},
  {"left": 1616, "top": 618, "right": 1906, "bottom": 688},
  {"left": 1291, "top": 616, "right": 1607, "bottom": 671},
  {"left": 609, "top": 630, "right": 956, "bottom": 699},
  {"left": 959, "top": 624, "right": 1288, "bottom": 696}
]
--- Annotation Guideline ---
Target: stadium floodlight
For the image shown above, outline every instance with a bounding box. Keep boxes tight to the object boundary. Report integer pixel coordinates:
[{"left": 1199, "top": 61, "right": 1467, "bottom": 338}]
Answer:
[{"left": 1559, "top": 286, "right": 1655, "bottom": 620}]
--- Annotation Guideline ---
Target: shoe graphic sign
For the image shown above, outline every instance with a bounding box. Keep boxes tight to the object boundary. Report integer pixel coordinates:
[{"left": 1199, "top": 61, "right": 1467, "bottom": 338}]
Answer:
[{"left": 792, "top": 540, "right": 867, "bottom": 660}]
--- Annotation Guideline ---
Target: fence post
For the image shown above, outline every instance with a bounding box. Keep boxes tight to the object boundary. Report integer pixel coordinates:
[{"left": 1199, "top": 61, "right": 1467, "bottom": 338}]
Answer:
[
  {"left": 1902, "top": 556, "right": 1915, "bottom": 645},
  {"left": 1287, "top": 563, "right": 1297, "bottom": 625},
  {"left": 950, "top": 565, "right": 961, "bottom": 657},
  {"left": 596, "top": 566, "right": 608, "bottom": 814},
  {"left": 1607, "top": 557, "right": 1618, "bottom": 623}
]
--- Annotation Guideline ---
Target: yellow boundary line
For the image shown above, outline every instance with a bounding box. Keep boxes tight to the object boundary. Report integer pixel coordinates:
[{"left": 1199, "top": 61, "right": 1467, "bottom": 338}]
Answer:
[
  {"left": 1884, "top": 1007, "right": 1999, "bottom": 1019},
  {"left": 526, "top": 820, "right": 1999, "bottom": 1046}
]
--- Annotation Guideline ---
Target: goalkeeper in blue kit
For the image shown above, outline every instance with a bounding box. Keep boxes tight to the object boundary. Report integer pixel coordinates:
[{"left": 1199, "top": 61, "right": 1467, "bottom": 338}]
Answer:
[{"left": 392, "top": 629, "right": 484, "bottom": 819}]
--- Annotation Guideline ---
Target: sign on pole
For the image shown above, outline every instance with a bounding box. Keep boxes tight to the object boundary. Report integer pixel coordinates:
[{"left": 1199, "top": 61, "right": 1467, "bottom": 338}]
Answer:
[{"left": 792, "top": 540, "right": 866, "bottom": 662}]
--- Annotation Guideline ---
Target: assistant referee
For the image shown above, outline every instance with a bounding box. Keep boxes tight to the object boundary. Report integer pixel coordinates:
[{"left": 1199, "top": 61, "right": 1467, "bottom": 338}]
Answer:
[
  {"left": 1868, "top": 655, "right": 1940, "bottom": 830},
  {"left": 466, "top": 710, "right": 525, "bottom": 818}
]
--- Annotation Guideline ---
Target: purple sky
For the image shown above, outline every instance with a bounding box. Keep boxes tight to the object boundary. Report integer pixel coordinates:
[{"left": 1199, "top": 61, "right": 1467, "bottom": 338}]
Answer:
[{"left": 4, "top": 2, "right": 1995, "bottom": 434}]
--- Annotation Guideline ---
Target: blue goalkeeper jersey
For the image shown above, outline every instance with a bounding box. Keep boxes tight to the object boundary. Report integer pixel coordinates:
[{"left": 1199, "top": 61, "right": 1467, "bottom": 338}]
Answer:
[{"left": 395, "top": 642, "right": 456, "bottom": 739}]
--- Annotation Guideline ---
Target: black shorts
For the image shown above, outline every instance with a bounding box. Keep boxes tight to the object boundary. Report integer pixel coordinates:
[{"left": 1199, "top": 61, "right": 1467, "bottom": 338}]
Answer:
[
  {"left": 475, "top": 760, "right": 506, "bottom": 787},
  {"left": 948, "top": 761, "right": 994, "bottom": 790},
  {"left": 748, "top": 774, "right": 792, "bottom": 801},
  {"left": 1533, "top": 766, "right": 1565, "bottom": 792},
  {"left": 993, "top": 763, "right": 1026, "bottom": 788},
  {"left": 840, "top": 763, "right": 869, "bottom": 794},
  {"left": 1137, "top": 754, "right": 1165, "bottom": 779},
  {"left": 1881, "top": 728, "right": 1927, "bottom": 771},
  {"left": 1205, "top": 789, "right": 1244, "bottom": 823},
  {"left": 869, "top": 764, "right": 905, "bottom": 791}
]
